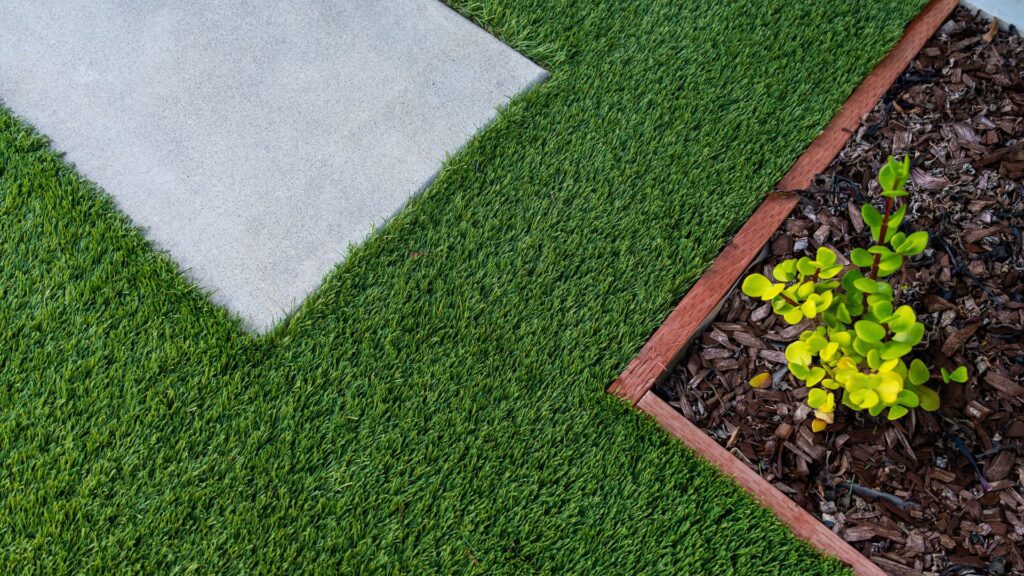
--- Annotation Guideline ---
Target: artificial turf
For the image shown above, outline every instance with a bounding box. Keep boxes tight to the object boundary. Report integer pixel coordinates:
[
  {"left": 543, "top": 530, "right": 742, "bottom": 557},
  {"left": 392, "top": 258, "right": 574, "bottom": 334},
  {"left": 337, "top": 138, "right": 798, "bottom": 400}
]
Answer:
[{"left": 0, "top": 0, "right": 926, "bottom": 573}]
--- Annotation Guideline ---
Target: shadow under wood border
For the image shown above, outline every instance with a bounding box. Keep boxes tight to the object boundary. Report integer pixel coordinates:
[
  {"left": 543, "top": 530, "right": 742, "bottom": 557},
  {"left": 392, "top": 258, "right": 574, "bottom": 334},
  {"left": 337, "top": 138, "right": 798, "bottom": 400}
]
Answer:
[{"left": 609, "top": 0, "right": 959, "bottom": 574}]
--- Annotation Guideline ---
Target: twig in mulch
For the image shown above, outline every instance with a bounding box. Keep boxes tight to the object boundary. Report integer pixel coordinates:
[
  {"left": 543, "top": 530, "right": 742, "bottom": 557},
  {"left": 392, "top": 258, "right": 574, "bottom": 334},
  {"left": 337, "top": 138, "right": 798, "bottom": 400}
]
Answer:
[
  {"left": 945, "top": 428, "right": 992, "bottom": 492},
  {"left": 839, "top": 481, "right": 921, "bottom": 510}
]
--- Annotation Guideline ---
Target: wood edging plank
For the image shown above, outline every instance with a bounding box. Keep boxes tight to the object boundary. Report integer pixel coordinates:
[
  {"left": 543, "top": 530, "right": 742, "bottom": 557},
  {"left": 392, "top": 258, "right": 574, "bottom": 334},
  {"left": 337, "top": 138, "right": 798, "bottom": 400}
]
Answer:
[
  {"left": 608, "top": 0, "right": 959, "bottom": 404},
  {"left": 637, "top": 391, "right": 887, "bottom": 576}
]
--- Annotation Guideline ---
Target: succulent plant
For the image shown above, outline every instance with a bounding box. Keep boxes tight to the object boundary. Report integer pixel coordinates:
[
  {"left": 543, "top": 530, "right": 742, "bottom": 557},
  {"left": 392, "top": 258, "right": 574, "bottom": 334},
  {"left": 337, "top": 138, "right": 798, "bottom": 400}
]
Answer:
[{"left": 742, "top": 156, "right": 967, "bottom": 432}]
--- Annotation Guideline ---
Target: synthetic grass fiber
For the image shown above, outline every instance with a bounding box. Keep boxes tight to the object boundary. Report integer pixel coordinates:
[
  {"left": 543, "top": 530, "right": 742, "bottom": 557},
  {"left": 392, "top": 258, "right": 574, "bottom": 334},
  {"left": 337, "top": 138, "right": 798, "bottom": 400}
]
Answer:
[{"left": 1, "top": 1, "right": 925, "bottom": 573}]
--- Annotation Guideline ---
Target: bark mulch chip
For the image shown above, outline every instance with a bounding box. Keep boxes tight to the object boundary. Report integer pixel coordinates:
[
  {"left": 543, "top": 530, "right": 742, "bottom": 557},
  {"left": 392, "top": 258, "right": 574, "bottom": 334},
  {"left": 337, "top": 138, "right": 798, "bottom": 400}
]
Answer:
[{"left": 657, "top": 8, "right": 1024, "bottom": 575}]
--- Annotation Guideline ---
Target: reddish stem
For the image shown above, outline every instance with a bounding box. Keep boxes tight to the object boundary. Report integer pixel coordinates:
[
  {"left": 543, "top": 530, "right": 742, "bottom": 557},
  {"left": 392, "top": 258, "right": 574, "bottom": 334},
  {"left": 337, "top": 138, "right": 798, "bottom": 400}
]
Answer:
[
  {"left": 778, "top": 293, "right": 799, "bottom": 307},
  {"left": 868, "top": 196, "right": 894, "bottom": 281},
  {"left": 862, "top": 196, "right": 895, "bottom": 310}
]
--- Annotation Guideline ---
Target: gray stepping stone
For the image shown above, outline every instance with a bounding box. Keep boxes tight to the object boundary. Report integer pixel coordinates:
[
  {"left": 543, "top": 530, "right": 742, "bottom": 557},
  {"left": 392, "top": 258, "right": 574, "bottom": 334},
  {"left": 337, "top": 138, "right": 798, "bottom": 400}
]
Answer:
[
  {"left": 963, "top": 0, "right": 1024, "bottom": 30},
  {"left": 0, "top": 0, "right": 546, "bottom": 331}
]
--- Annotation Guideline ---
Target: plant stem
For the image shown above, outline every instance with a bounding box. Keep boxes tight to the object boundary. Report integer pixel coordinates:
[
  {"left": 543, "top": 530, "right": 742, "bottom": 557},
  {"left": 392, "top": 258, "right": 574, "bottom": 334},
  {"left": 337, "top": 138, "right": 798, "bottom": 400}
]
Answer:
[
  {"left": 868, "top": 196, "right": 894, "bottom": 281},
  {"left": 861, "top": 197, "right": 895, "bottom": 310},
  {"left": 778, "top": 293, "right": 799, "bottom": 307}
]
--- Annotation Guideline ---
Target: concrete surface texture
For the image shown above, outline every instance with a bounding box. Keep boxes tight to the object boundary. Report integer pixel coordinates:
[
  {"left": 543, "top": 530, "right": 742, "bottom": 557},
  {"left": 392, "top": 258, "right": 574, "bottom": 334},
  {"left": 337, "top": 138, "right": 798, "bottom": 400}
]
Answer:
[
  {"left": 0, "top": 0, "right": 546, "bottom": 331},
  {"left": 962, "top": 0, "right": 1024, "bottom": 30}
]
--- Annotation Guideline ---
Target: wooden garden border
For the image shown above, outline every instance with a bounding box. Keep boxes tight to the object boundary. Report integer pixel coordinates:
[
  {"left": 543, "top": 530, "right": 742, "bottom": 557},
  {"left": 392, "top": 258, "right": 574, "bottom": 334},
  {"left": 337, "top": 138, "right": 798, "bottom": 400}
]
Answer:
[{"left": 609, "top": 1, "right": 959, "bottom": 574}]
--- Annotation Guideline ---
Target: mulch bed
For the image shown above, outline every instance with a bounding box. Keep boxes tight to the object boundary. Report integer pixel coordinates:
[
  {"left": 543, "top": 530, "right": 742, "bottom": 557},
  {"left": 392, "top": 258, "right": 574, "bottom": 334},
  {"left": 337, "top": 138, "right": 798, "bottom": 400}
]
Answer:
[{"left": 656, "top": 8, "right": 1024, "bottom": 575}]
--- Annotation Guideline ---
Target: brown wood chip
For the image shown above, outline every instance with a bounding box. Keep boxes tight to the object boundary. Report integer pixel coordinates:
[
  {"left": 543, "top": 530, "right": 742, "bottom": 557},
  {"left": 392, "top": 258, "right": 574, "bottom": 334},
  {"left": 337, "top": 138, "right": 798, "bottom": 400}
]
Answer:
[
  {"left": 985, "top": 450, "right": 1016, "bottom": 482},
  {"left": 843, "top": 521, "right": 905, "bottom": 543},
  {"left": 910, "top": 167, "right": 949, "bottom": 190},
  {"left": 941, "top": 322, "right": 982, "bottom": 356},
  {"left": 964, "top": 224, "right": 1005, "bottom": 243},
  {"left": 730, "top": 331, "right": 766, "bottom": 349},
  {"left": 985, "top": 371, "right": 1024, "bottom": 397},
  {"left": 702, "top": 347, "right": 733, "bottom": 361},
  {"left": 871, "top": 557, "right": 925, "bottom": 576},
  {"left": 757, "top": 349, "right": 787, "bottom": 364}
]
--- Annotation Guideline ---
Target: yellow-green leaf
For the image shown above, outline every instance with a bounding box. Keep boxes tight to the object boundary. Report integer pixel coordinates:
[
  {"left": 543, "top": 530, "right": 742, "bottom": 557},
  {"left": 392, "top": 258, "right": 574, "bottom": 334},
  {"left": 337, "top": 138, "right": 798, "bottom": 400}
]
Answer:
[
  {"left": 813, "top": 291, "right": 833, "bottom": 313},
  {"left": 761, "top": 283, "right": 784, "bottom": 300},
  {"left": 818, "top": 265, "right": 842, "bottom": 280},
  {"left": 887, "top": 405, "right": 909, "bottom": 420},
  {"left": 835, "top": 303, "right": 851, "bottom": 324},
  {"left": 943, "top": 366, "right": 968, "bottom": 383},
  {"left": 883, "top": 204, "right": 908, "bottom": 243},
  {"left": 796, "top": 257, "right": 818, "bottom": 276},
  {"left": 892, "top": 322, "right": 924, "bottom": 346},
  {"left": 870, "top": 300, "right": 893, "bottom": 321},
  {"left": 805, "top": 367, "right": 826, "bottom": 386},
  {"left": 815, "top": 247, "right": 836, "bottom": 267},
  {"left": 850, "top": 248, "right": 873, "bottom": 268},
  {"left": 877, "top": 252, "right": 903, "bottom": 277},
  {"left": 855, "top": 320, "right": 885, "bottom": 343},
  {"left": 951, "top": 366, "right": 968, "bottom": 383},
  {"left": 789, "top": 362, "right": 810, "bottom": 380},
  {"left": 879, "top": 155, "right": 911, "bottom": 196},
  {"left": 807, "top": 388, "right": 828, "bottom": 409},
  {"left": 888, "top": 305, "right": 916, "bottom": 332},
  {"left": 896, "top": 389, "right": 919, "bottom": 408},
  {"left": 820, "top": 342, "right": 840, "bottom": 362},
  {"left": 895, "top": 231, "right": 928, "bottom": 256},
  {"left": 807, "top": 389, "right": 834, "bottom": 412},
  {"left": 785, "top": 341, "right": 812, "bottom": 366},
  {"left": 866, "top": 348, "right": 882, "bottom": 370},
  {"left": 841, "top": 269, "right": 864, "bottom": 293},
  {"left": 861, "top": 203, "right": 883, "bottom": 228},
  {"left": 917, "top": 386, "right": 940, "bottom": 411},
  {"left": 772, "top": 260, "right": 797, "bottom": 282},
  {"left": 875, "top": 372, "right": 902, "bottom": 404},
  {"left": 849, "top": 388, "right": 879, "bottom": 409},
  {"left": 805, "top": 333, "right": 828, "bottom": 353},
  {"left": 854, "top": 337, "right": 878, "bottom": 357},
  {"left": 801, "top": 299, "right": 817, "bottom": 318},
  {"left": 879, "top": 358, "right": 899, "bottom": 373},
  {"left": 741, "top": 273, "right": 773, "bottom": 298},
  {"left": 908, "top": 359, "right": 930, "bottom": 386},
  {"left": 783, "top": 308, "right": 804, "bottom": 325},
  {"left": 853, "top": 277, "right": 878, "bottom": 294},
  {"left": 880, "top": 341, "right": 912, "bottom": 360}
]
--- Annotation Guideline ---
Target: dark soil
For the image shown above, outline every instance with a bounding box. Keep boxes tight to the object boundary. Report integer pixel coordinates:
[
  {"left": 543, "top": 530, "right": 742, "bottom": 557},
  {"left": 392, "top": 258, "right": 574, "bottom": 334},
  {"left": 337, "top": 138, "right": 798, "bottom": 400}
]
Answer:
[{"left": 657, "top": 9, "right": 1024, "bottom": 575}]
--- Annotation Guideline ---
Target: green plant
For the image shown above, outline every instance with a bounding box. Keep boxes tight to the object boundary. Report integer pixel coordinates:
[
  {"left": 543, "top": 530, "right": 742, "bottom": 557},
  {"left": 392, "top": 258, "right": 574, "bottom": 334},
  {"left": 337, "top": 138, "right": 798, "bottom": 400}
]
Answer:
[{"left": 741, "top": 156, "right": 968, "bottom": 432}]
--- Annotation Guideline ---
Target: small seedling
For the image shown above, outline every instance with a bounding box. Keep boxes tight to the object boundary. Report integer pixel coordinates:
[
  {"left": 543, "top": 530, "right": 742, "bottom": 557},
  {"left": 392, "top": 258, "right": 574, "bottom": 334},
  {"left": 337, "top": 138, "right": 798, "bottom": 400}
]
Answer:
[{"left": 742, "top": 156, "right": 967, "bottom": 432}]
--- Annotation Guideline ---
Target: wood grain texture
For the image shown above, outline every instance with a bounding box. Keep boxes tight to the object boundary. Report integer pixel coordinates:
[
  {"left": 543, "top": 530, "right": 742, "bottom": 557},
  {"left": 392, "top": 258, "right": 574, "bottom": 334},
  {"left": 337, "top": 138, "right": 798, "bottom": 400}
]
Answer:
[
  {"left": 608, "top": 0, "right": 959, "bottom": 404},
  {"left": 638, "top": 392, "right": 887, "bottom": 576}
]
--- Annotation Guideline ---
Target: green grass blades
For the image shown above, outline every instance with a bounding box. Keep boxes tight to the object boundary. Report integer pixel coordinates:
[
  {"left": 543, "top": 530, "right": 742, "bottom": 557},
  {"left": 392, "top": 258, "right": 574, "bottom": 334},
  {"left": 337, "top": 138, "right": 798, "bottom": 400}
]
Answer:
[{"left": 1, "top": 0, "right": 926, "bottom": 573}]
